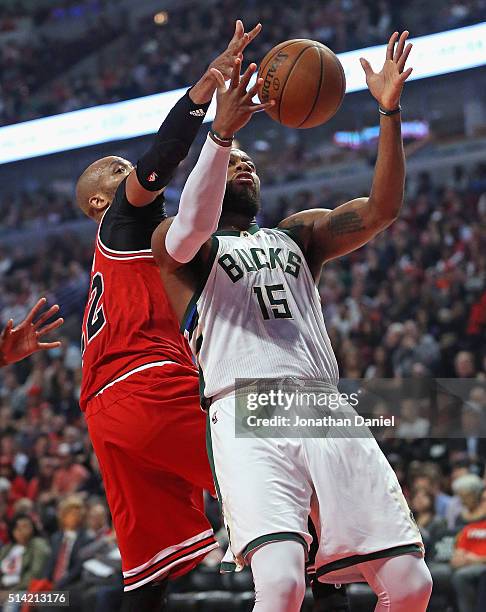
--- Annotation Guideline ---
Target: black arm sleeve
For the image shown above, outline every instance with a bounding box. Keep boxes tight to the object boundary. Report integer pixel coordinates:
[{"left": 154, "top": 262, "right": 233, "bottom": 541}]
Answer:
[
  {"left": 99, "top": 178, "right": 166, "bottom": 251},
  {"left": 135, "top": 89, "right": 211, "bottom": 191}
]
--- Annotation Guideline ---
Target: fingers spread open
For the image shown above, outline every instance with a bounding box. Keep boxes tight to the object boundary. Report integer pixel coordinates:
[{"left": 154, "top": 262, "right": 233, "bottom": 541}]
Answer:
[
  {"left": 244, "top": 77, "right": 264, "bottom": 103},
  {"left": 239, "top": 62, "right": 257, "bottom": 92},
  {"left": 246, "top": 100, "right": 275, "bottom": 114},
  {"left": 393, "top": 31, "right": 409, "bottom": 63},
  {"left": 33, "top": 304, "right": 60, "bottom": 330},
  {"left": 25, "top": 297, "right": 47, "bottom": 325},
  {"left": 399, "top": 66, "right": 413, "bottom": 81},
  {"left": 36, "top": 317, "right": 64, "bottom": 338},
  {"left": 359, "top": 57, "right": 373, "bottom": 77},
  {"left": 37, "top": 341, "right": 62, "bottom": 351},
  {"left": 228, "top": 19, "right": 245, "bottom": 53},
  {"left": 210, "top": 68, "right": 227, "bottom": 93},
  {"left": 386, "top": 32, "right": 398, "bottom": 61},
  {"left": 1, "top": 319, "right": 14, "bottom": 340},
  {"left": 230, "top": 58, "right": 242, "bottom": 89},
  {"left": 231, "top": 20, "right": 244, "bottom": 45},
  {"left": 397, "top": 42, "right": 413, "bottom": 73},
  {"left": 242, "top": 23, "right": 262, "bottom": 49}
]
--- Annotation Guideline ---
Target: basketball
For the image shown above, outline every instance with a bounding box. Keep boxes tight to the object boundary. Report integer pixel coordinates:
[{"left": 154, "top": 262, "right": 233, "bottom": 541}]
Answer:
[{"left": 257, "top": 39, "right": 346, "bottom": 129}]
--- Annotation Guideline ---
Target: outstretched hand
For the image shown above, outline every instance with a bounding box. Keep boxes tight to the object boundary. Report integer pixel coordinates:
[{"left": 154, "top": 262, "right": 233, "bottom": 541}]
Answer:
[
  {"left": 209, "top": 20, "right": 262, "bottom": 82},
  {"left": 0, "top": 298, "right": 64, "bottom": 366},
  {"left": 360, "top": 31, "right": 413, "bottom": 111},
  {"left": 211, "top": 59, "right": 274, "bottom": 138}
]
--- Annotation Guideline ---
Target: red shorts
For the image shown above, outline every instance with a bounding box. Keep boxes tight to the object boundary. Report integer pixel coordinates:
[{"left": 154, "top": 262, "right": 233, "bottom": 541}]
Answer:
[{"left": 85, "top": 362, "right": 217, "bottom": 591}]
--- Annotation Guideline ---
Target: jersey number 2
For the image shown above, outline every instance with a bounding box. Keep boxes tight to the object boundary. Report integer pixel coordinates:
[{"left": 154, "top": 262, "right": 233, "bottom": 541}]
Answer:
[
  {"left": 253, "top": 284, "right": 292, "bottom": 320},
  {"left": 86, "top": 272, "right": 106, "bottom": 342}
]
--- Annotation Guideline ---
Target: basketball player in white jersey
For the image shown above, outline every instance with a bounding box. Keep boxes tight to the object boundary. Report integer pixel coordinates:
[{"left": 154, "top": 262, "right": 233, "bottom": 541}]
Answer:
[{"left": 152, "top": 32, "right": 433, "bottom": 612}]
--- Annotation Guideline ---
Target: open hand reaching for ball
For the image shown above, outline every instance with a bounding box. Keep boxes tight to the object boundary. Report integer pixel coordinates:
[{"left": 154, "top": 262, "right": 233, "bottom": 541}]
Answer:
[
  {"left": 211, "top": 59, "right": 275, "bottom": 139},
  {"left": 208, "top": 20, "right": 262, "bottom": 82},
  {"left": 360, "top": 31, "right": 413, "bottom": 111}
]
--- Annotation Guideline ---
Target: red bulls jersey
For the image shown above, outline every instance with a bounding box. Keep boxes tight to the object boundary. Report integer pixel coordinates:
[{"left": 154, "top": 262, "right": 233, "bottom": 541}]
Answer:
[{"left": 80, "top": 179, "right": 195, "bottom": 410}]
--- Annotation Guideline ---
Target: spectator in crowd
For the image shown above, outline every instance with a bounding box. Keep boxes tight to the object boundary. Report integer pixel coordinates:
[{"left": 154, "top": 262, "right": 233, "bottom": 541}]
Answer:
[
  {"left": 0, "top": 514, "right": 50, "bottom": 610},
  {"left": 50, "top": 444, "right": 89, "bottom": 497},
  {"left": 0, "top": 459, "right": 27, "bottom": 518},
  {"left": 83, "top": 502, "right": 111, "bottom": 542},
  {"left": 26, "top": 457, "right": 57, "bottom": 506},
  {"left": 2, "top": 0, "right": 486, "bottom": 126},
  {"left": 23, "top": 434, "right": 50, "bottom": 482},
  {"left": 475, "top": 568, "right": 486, "bottom": 612},
  {"left": 451, "top": 488, "right": 486, "bottom": 612},
  {"left": 448, "top": 404, "right": 486, "bottom": 469},
  {"left": 0, "top": 103, "right": 484, "bottom": 608},
  {"left": 410, "top": 487, "right": 448, "bottom": 554},
  {"left": 77, "top": 502, "right": 122, "bottom": 612},
  {"left": 397, "top": 398, "right": 430, "bottom": 439},
  {"left": 451, "top": 474, "right": 486, "bottom": 531},
  {"left": 455, "top": 351, "right": 477, "bottom": 378},
  {"left": 43, "top": 495, "right": 93, "bottom": 610},
  {"left": 411, "top": 463, "right": 453, "bottom": 521}
]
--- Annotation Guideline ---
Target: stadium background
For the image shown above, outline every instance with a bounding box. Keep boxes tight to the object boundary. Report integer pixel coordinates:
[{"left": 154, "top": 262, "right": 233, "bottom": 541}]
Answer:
[{"left": 0, "top": 0, "right": 485, "bottom": 610}]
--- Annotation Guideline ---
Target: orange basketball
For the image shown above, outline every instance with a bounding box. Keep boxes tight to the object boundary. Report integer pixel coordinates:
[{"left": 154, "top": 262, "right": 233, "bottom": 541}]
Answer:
[{"left": 257, "top": 39, "right": 346, "bottom": 129}]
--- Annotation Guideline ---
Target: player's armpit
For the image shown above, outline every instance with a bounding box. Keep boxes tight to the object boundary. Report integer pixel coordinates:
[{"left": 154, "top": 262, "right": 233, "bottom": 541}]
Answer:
[{"left": 278, "top": 209, "right": 328, "bottom": 281}]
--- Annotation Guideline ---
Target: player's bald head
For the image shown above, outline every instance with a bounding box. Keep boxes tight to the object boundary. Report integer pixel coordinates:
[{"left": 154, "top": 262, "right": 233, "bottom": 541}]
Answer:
[{"left": 76, "top": 156, "right": 133, "bottom": 221}]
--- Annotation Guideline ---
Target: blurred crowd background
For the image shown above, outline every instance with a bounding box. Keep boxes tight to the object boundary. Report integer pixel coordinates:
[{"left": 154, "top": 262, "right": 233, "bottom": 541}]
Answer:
[
  {"left": 1, "top": 0, "right": 486, "bottom": 126},
  {"left": 1, "top": 0, "right": 486, "bottom": 610}
]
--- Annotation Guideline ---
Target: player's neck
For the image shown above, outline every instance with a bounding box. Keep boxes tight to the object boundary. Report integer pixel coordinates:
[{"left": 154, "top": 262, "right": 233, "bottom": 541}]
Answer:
[{"left": 218, "top": 212, "right": 255, "bottom": 232}]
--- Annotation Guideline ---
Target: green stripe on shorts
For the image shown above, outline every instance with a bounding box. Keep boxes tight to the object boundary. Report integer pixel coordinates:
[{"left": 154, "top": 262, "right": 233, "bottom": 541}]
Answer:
[{"left": 243, "top": 532, "right": 309, "bottom": 562}]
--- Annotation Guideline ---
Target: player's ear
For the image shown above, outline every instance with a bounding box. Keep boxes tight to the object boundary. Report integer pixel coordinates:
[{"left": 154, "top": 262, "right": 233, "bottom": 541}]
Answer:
[{"left": 89, "top": 194, "right": 109, "bottom": 211}]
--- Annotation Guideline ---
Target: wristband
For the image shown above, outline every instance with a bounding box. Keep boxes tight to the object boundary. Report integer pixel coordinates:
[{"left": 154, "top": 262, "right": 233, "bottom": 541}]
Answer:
[
  {"left": 379, "top": 105, "right": 401, "bottom": 116},
  {"left": 209, "top": 127, "right": 234, "bottom": 147}
]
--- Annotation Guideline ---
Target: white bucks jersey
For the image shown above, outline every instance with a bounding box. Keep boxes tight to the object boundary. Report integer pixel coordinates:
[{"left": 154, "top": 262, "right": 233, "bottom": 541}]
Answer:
[{"left": 181, "top": 224, "right": 339, "bottom": 400}]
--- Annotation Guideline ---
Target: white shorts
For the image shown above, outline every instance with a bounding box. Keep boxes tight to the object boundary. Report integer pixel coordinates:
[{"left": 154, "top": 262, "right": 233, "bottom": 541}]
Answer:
[{"left": 208, "top": 394, "right": 423, "bottom": 584}]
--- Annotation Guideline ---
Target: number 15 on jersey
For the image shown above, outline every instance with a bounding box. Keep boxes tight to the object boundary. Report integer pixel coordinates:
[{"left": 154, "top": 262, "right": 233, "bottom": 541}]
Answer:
[{"left": 253, "top": 284, "right": 293, "bottom": 320}]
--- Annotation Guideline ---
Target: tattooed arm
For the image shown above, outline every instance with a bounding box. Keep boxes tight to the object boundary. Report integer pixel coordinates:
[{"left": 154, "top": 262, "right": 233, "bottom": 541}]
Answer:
[
  {"left": 278, "top": 31, "right": 413, "bottom": 282},
  {"left": 278, "top": 114, "right": 404, "bottom": 280}
]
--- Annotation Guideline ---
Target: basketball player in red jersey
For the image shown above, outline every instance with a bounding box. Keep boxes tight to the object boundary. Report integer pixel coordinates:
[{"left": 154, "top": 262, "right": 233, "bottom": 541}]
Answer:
[{"left": 75, "top": 22, "right": 260, "bottom": 612}]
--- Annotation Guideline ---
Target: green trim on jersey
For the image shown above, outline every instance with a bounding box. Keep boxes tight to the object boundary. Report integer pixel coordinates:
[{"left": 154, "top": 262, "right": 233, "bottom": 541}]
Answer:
[
  {"left": 207, "top": 413, "right": 238, "bottom": 568},
  {"left": 198, "top": 366, "right": 209, "bottom": 410},
  {"left": 242, "top": 532, "right": 309, "bottom": 562},
  {"left": 220, "top": 561, "right": 238, "bottom": 573},
  {"left": 316, "top": 543, "right": 423, "bottom": 579},
  {"left": 180, "top": 236, "right": 219, "bottom": 333},
  {"left": 213, "top": 222, "right": 260, "bottom": 237},
  {"left": 195, "top": 334, "right": 203, "bottom": 355},
  {"left": 274, "top": 226, "right": 306, "bottom": 255},
  {"left": 205, "top": 416, "right": 222, "bottom": 503}
]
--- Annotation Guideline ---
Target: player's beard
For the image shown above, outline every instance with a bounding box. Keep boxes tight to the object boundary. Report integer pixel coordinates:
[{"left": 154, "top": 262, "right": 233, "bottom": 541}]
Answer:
[{"left": 222, "top": 180, "right": 261, "bottom": 219}]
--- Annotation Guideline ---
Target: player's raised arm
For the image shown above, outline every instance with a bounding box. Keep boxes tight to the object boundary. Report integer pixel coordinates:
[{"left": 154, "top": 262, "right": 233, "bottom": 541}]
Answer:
[
  {"left": 152, "top": 60, "right": 273, "bottom": 269},
  {"left": 279, "top": 31, "right": 413, "bottom": 279},
  {"left": 126, "top": 20, "right": 262, "bottom": 207}
]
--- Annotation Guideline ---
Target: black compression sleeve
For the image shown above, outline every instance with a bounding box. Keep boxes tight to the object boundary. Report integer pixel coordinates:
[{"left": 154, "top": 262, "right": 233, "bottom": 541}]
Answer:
[{"left": 135, "top": 89, "right": 211, "bottom": 191}]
